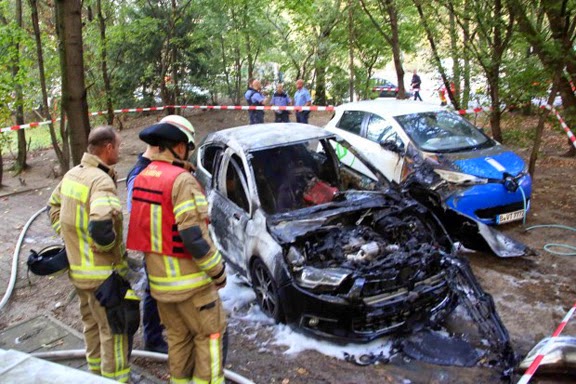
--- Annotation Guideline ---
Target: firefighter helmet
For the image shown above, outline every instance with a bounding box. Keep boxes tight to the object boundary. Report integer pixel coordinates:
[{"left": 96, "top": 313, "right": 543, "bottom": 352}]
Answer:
[
  {"left": 139, "top": 115, "right": 195, "bottom": 149},
  {"left": 27, "top": 245, "right": 69, "bottom": 276}
]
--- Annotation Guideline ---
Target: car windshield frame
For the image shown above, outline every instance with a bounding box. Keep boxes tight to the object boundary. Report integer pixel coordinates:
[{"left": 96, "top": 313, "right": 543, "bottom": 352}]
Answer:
[
  {"left": 393, "top": 110, "right": 495, "bottom": 153},
  {"left": 246, "top": 137, "right": 386, "bottom": 215}
]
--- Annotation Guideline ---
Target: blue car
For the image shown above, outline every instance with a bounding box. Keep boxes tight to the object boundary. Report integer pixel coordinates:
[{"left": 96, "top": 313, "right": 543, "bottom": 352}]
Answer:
[{"left": 325, "top": 99, "right": 532, "bottom": 225}]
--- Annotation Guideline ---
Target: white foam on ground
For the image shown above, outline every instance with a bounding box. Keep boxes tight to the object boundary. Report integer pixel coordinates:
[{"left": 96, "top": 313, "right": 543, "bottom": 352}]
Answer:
[{"left": 220, "top": 273, "right": 393, "bottom": 361}]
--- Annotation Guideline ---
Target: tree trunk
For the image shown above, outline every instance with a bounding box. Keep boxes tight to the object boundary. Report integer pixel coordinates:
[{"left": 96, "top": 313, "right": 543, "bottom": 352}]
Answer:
[
  {"left": 96, "top": 0, "right": 114, "bottom": 125},
  {"left": 462, "top": 0, "right": 471, "bottom": 107},
  {"left": 387, "top": 0, "right": 406, "bottom": 98},
  {"left": 29, "top": 0, "right": 69, "bottom": 172},
  {"left": 348, "top": 0, "right": 355, "bottom": 102},
  {"left": 55, "top": 0, "right": 90, "bottom": 165},
  {"left": 488, "top": 69, "right": 503, "bottom": 142},
  {"left": 509, "top": 0, "right": 576, "bottom": 156},
  {"left": 449, "top": 7, "right": 461, "bottom": 106},
  {"left": 0, "top": 147, "right": 4, "bottom": 187},
  {"left": 414, "top": 1, "right": 460, "bottom": 109},
  {"left": 14, "top": 0, "right": 28, "bottom": 173}
]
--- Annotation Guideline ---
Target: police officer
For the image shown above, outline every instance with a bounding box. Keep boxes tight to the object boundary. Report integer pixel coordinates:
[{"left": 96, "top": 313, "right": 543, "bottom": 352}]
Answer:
[
  {"left": 245, "top": 79, "right": 267, "bottom": 124},
  {"left": 48, "top": 126, "right": 131, "bottom": 383},
  {"left": 269, "top": 83, "right": 292, "bottom": 122},
  {"left": 126, "top": 119, "right": 227, "bottom": 384}
]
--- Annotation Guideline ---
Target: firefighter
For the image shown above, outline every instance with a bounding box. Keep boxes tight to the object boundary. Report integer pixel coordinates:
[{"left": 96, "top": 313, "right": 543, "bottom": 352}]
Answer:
[
  {"left": 48, "top": 126, "right": 131, "bottom": 382},
  {"left": 126, "top": 118, "right": 227, "bottom": 384}
]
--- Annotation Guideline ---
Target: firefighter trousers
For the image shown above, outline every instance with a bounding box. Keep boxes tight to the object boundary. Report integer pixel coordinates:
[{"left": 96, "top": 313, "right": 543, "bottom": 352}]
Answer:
[
  {"left": 157, "top": 295, "right": 226, "bottom": 384},
  {"left": 76, "top": 287, "right": 131, "bottom": 383}
]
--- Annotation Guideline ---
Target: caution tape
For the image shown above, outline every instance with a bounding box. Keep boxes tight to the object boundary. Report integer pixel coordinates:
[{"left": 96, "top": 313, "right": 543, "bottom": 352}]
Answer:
[
  {"left": 0, "top": 105, "right": 335, "bottom": 134},
  {"left": 540, "top": 104, "right": 576, "bottom": 149},
  {"left": 372, "top": 86, "right": 399, "bottom": 92},
  {"left": 2, "top": 103, "right": 576, "bottom": 149},
  {"left": 517, "top": 301, "right": 576, "bottom": 384}
]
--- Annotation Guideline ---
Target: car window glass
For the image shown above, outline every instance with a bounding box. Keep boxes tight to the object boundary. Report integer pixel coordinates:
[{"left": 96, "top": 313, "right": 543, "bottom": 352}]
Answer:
[
  {"left": 200, "top": 145, "right": 223, "bottom": 175},
  {"left": 336, "top": 110, "right": 364, "bottom": 135},
  {"left": 366, "top": 114, "right": 393, "bottom": 143},
  {"left": 395, "top": 111, "right": 492, "bottom": 152},
  {"left": 224, "top": 155, "right": 250, "bottom": 212}
]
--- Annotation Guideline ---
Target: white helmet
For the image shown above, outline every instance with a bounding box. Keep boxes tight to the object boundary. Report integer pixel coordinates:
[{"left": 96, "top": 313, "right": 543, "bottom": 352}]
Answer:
[{"left": 160, "top": 115, "right": 195, "bottom": 147}]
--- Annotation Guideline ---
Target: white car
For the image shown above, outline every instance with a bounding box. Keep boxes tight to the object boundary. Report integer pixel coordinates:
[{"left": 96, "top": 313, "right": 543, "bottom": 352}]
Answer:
[{"left": 324, "top": 99, "right": 532, "bottom": 225}]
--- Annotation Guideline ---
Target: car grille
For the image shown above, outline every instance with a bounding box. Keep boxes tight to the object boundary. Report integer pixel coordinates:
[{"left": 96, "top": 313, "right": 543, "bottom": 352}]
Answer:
[
  {"left": 475, "top": 200, "right": 529, "bottom": 220},
  {"left": 352, "top": 282, "right": 453, "bottom": 335}
]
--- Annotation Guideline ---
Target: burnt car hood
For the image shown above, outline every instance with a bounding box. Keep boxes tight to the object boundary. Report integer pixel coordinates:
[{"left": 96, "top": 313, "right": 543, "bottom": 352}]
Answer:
[
  {"left": 267, "top": 191, "right": 402, "bottom": 244},
  {"left": 267, "top": 189, "right": 527, "bottom": 258}
]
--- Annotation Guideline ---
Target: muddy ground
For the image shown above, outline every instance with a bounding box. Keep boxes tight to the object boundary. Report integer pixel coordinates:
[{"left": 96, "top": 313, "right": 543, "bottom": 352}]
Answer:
[{"left": 0, "top": 109, "right": 575, "bottom": 384}]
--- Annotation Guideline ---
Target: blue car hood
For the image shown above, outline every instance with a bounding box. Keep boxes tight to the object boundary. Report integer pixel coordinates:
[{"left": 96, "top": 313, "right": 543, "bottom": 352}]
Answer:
[{"left": 439, "top": 148, "right": 525, "bottom": 178}]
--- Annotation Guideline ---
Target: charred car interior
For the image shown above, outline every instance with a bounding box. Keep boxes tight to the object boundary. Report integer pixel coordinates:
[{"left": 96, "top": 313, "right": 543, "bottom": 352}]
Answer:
[{"left": 193, "top": 123, "right": 522, "bottom": 376}]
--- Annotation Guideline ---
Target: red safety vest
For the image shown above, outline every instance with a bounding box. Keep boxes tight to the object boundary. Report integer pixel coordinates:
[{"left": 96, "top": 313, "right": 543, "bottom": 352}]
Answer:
[{"left": 127, "top": 161, "right": 192, "bottom": 259}]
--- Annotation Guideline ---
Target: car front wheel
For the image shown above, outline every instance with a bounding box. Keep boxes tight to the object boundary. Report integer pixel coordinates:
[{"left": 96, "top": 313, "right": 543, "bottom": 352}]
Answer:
[{"left": 250, "top": 258, "right": 284, "bottom": 323}]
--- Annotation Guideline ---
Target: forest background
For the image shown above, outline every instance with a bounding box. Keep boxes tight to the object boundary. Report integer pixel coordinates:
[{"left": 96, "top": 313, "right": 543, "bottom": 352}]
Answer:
[{"left": 1, "top": 0, "right": 576, "bottom": 184}]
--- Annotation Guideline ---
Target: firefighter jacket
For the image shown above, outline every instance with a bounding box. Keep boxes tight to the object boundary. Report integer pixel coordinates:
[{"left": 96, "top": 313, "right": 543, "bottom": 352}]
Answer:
[
  {"left": 127, "top": 152, "right": 226, "bottom": 303},
  {"left": 48, "top": 153, "right": 127, "bottom": 290}
]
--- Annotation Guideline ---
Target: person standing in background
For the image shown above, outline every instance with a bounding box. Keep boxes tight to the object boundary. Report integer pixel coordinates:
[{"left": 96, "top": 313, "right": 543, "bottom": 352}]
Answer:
[
  {"left": 245, "top": 79, "right": 267, "bottom": 124},
  {"left": 270, "top": 83, "right": 292, "bottom": 122},
  {"left": 411, "top": 70, "right": 423, "bottom": 101},
  {"left": 293, "top": 79, "right": 312, "bottom": 124}
]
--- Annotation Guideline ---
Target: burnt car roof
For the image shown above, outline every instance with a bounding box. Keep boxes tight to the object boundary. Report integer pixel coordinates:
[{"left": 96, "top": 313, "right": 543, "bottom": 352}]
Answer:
[{"left": 204, "top": 123, "right": 335, "bottom": 151}]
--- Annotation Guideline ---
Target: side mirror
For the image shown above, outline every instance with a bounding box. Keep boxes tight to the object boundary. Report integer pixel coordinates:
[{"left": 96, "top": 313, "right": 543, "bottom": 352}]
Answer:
[{"left": 380, "top": 140, "right": 405, "bottom": 154}]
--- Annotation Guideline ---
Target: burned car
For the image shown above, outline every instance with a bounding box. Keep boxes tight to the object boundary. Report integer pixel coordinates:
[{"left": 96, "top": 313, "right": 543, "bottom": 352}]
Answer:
[{"left": 193, "top": 124, "right": 516, "bottom": 372}]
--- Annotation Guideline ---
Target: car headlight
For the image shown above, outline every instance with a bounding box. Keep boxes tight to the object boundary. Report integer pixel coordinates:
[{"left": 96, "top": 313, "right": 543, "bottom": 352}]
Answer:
[
  {"left": 434, "top": 169, "right": 488, "bottom": 185},
  {"left": 295, "top": 267, "right": 351, "bottom": 290}
]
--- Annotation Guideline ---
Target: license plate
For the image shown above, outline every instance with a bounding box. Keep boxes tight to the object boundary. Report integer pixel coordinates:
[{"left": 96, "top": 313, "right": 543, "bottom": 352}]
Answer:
[{"left": 497, "top": 209, "right": 524, "bottom": 224}]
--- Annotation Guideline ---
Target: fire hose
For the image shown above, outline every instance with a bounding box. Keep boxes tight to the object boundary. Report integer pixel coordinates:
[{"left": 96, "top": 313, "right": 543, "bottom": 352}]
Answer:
[{"left": 31, "top": 349, "right": 254, "bottom": 384}]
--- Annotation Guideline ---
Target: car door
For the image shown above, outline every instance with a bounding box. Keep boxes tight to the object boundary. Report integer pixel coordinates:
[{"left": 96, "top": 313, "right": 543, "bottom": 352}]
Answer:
[
  {"left": 326, "top": 110, "right": 371, "bottom": 171},
  {"left": 209, "top": 148, "right": 252, "bottom": 275},
  {"left": 194, "top": 143, "right": 224, "bottom": 193},
  {"left": 362, "top": 113, "right": 405, "bottom": 182}
]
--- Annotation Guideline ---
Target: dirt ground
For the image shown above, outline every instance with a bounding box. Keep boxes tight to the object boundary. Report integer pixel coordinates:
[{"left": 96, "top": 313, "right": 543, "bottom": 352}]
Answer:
[{"left": 0, "top": 109, "right": 575, "bottom": 384}]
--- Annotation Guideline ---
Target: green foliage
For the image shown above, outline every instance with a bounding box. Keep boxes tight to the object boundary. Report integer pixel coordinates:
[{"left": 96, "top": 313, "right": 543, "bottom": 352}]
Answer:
[{"left": 500, "top": 122, "right": 536, "bottom": 147}]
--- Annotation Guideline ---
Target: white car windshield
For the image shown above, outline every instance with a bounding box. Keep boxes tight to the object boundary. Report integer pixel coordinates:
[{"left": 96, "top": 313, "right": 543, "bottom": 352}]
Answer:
[{"left": 394, "top": 111, "right": 493, "bottom": 152}]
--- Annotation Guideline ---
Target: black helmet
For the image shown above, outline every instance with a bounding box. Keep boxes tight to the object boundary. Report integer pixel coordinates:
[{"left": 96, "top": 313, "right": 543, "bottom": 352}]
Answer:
[
  {"left": 27, "top": 245, "right": 69, "bottom": 276},
  {"left": 139, "top": 116, "right": 195, "bottom": 149}
]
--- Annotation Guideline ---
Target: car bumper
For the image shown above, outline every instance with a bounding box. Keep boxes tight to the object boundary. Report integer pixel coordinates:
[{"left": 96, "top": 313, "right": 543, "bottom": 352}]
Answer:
[
  {"left": 444, "top": 174, "right": 532, "bottom": 225},
  {"left": 278, "top": 275, "right": 455, "bottom": 342}
]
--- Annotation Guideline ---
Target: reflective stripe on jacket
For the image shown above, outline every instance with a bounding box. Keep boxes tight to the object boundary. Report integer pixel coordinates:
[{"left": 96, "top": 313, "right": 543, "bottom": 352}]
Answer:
[{"left": 48, "top": 153, "right": 127, "bottom": 290}]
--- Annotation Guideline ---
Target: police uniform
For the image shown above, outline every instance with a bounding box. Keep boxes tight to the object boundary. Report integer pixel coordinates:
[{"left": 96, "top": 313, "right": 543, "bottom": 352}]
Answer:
[
  {"left": 48, "top": 152, "right": 131, "bottom": 383},
  {"left": 245, "top": 88, "right": 265, "bottom": 124},
  {"left": 127, "top": 123, "right": 226, "bottom": 384}
]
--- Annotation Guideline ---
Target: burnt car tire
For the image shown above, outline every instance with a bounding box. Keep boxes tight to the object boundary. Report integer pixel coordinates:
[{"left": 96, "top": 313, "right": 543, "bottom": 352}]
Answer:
[{"left": 250, "top": 258, "right": 285, "bottom": 323}]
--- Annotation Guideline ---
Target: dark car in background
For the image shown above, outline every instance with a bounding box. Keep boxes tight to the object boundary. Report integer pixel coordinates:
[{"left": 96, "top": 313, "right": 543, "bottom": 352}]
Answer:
[{"left": 371, "top": 78, "right": 413, "bottom": 99}]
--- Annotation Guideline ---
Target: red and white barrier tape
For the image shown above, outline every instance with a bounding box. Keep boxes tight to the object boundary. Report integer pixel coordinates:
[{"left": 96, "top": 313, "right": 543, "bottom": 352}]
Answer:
[
  {"left": 517, "top": 301, "right": 576, "bottom": 384},
  {"left": 2, "top": 103, "right": 576, "bottom": 149},
  {"left": 372, "top": 86, "right": 400, "bottom": 92},
  {"left": 0, "top": 105, "right": 335, "bottom": 134},
  {"left": 540, "top": 105, "right": 576, "bottom": 149}
]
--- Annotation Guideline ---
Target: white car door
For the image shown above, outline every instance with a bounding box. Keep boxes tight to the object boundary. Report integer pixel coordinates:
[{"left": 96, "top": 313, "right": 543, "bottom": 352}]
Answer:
[
  {"left": 363, "top": 113, "right": 405, "bottom": 183},
  {"left": 326, "top": 111, "right": 377, "bottom": 180},
  {"left": 327, "top": 110, "right": 405, "bottom": 183}
]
